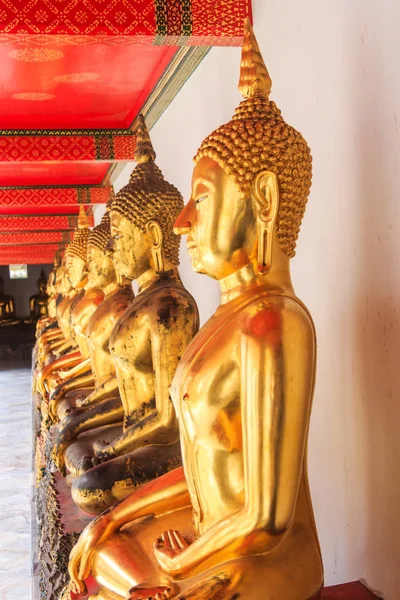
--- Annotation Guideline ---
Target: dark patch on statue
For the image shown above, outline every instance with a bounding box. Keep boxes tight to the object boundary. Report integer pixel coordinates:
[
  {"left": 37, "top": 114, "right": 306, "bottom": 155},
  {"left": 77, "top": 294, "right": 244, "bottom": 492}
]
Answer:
[
  {"left": 123, "top": 397, "right": 156, "bottom": 429},
  {"left": 176, "top": 572, "right": 235, "bottom": 600}
]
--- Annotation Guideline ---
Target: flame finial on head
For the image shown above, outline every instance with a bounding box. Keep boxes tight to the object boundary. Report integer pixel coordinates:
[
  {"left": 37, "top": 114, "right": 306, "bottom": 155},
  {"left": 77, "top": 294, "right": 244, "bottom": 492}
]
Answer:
[
  {"left": 134, "top": 114, "right": 156, "bottom": 165},
  {"left": 238, "top": 18, "right": 272, "bottom": 100},
  {"left": 78, "top": 205, "right": 90, "bottom": 229}
]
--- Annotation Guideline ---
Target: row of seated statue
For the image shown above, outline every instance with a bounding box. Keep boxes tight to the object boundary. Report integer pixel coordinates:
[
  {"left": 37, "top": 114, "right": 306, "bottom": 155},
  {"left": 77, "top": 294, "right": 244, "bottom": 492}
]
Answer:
[
  {"left": 0, "top": 270, "right": 49, "bottom": 326},
  {"left": 33, "top": 21, "right": 324, "bottom": 600}
]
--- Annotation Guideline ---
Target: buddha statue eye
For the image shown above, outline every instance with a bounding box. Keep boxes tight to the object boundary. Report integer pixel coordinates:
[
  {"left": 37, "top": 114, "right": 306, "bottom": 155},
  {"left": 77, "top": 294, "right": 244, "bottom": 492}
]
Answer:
[{"left": 195, "top": 195, "right": 207, "bottom": 204}]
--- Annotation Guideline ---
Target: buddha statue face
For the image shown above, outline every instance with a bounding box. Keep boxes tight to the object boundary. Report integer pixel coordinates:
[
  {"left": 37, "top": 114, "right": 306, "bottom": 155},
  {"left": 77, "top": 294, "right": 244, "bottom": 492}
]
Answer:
[
  {"left": 110, "top": 211, "right": 158, "bottom": 281},
  {"left": 87, "top": 245, "right": 115, "bottom": 287},
  {"left": 175, "top": 156, "right": 264, "bottom": 280},
  {"left": 67, "top": 255, "right": 86, "bottom": 289}
]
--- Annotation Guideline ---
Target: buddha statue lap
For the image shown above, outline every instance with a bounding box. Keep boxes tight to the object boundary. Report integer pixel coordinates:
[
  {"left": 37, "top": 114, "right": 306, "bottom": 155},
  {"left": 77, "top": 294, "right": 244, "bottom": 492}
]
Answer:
[
  {"left": 55, "top": 117, "right": 199, "bottom": 516},
  {"left": 67, "top": 21, "right": 323, "bottom": 600}
]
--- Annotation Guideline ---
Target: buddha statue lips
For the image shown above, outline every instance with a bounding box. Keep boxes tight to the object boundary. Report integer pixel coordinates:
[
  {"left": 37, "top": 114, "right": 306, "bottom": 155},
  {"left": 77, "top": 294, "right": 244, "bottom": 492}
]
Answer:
[
  {"left": 53, "top": 116, "right": 199, "bottom": 515},
  {"left": 68, "top": 20, "right": 323, "bottom": 600}
]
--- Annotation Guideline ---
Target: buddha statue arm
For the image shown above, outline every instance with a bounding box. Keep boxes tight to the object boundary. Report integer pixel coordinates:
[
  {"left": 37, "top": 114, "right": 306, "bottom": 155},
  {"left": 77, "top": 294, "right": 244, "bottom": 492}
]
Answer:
[
  {"left": 52, "top": 339, "right": 74, "bottom": 356},
  {"left": 75, "top": 376, "right": 119, "bottom": 408},
  {"left": 49, "top": 371, "right": 95, "bottom": 420},
  {"left": 95, "top": 310, "right": 188, "bottom": 459},
  {"left": 69, "top": 466, "right": 189, "bottom": 593},
  {"left": 56, "top": 356, "right": 92, "bottom": 381},
  {"left": 7, "top": 297, "right": 15, "bottom": 315},
  {"left": 52, "top": 397, "right": 124, "bottom": 473},
  {"left": 154, "top": 301, "right": 316, "bottom": 580},
  {"left": 37, "top": 350, "right": 82, "bottom": 396}
]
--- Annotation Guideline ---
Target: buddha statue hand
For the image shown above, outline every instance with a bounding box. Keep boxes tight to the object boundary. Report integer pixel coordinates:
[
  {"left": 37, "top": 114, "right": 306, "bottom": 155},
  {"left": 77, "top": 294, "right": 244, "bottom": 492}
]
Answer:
[
  {"left": 48, "top": 393, "right": 62, "bottom": 423},
  {"left": 51, "top": 438, "right": 68, "bottom": 475},
  {"left": 128, "top": 585, "right": 176, "bottom": 600},
  {"left": 92, "top": 439, "right": 116, "bottom": 462},
  {"left": 75, "top": 394, "right": 94, "bottom": 408},
  {"left": 153, "top": 530, "right": 189, "bottom": 578},
  {"left": 69, "top": 509, "right": 117, "bottom": 594},
  {"left": 48, "top": 380, "right": 67, "bottom": 409}
]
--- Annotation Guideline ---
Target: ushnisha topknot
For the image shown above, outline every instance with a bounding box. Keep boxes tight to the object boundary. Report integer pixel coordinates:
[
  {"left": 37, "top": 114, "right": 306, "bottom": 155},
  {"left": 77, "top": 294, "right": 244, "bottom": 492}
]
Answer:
[
  {"left": 110, "top": 115, "right": 184, "bottom": 266},
  {"left": 65, "top": 206, "right": 90, "bottom": 262},
  {"left": 194, "top": 18, "right": 312, "bottom": 258},
  {"left": 88, "top": 197, "right": 112, "bottom": 252}
]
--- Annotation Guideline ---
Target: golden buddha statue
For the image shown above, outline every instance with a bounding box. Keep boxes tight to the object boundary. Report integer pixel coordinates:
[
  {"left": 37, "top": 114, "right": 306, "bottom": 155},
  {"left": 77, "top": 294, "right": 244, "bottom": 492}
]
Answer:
[
  {"left": 33, "top": 260, "right": 65, "bottom": 380},
  {"left": 27, "top": 269, "right": 49, "bottom": 322},
  {"left": 55, "top": 116, "right": 199, "bottom": 516},
  {"left": 42, "top": 215, "right": 116, "bottom": 410},
  {"left": 40, "top": 253, "right": 63, "bottom": 327},
  {"left": 36, "top": 211, "right": 91, "bottom": 394},
  {"left": 0, "top": 275, "right": 17, "bottom": 325},
  {"left": 48, "top": 209, "right": 134, "bottom": 440},
  {"left": 67, "top": 21, "right": 323, "bottom": 600}
]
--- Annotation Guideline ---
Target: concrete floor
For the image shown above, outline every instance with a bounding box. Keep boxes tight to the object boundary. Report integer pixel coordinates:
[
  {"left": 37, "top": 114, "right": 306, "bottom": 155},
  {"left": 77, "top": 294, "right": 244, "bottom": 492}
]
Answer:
[{"left": 0, "top": 359, "right": 32, "bottom": 600}]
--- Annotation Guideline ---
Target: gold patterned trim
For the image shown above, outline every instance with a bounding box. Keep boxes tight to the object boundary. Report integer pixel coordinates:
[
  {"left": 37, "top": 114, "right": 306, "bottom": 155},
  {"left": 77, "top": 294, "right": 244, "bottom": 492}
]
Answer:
[
  {"left": 9, "top": 48, "right": 64, "bottom": 62},
  {"left": 12, "top": 92, "right": 55, "bottom": 101},
  {"left": 54, "top": 72, "right": 99, "bottom": 83}
]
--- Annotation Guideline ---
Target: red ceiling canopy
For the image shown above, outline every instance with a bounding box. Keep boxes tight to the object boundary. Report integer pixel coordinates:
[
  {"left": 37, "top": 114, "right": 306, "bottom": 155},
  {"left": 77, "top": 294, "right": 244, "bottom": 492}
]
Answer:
[{"left": 0, "top": 0, "right": 252, "bottom": 263}]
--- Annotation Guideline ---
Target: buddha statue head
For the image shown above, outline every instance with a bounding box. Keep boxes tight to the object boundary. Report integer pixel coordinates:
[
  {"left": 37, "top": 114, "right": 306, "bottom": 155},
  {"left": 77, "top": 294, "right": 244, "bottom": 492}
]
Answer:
[
  {"left": 174, "top": 19, "right": 312, "bottom": 281},
  {"left": 110, "top": 115, "right": 184, "bottom": 283},
  {"left": 65, "top": 206, "right": 90, "bottom": 289},
  {"left": 37, "top": 269, "right": 47, "bottom": 295},
  {"left": 87, "top": 207, "right": 115, "bottom": 288}
]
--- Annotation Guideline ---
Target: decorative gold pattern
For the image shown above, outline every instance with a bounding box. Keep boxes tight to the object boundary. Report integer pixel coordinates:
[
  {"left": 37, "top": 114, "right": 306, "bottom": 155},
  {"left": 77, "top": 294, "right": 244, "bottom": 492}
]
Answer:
[
  {"left": 12, "top": 92, "right": 55, "bottom": 101},
  {"left": 87, "top": 210, "right": 110, "bottom": 251},
  {"left": 54, "top": 71, "right": 99, "bottom": 83},
  {"left": 65, "top": 206, "right": 90, "bottom": 261},
  {"left": 9, "top": 47, "right": 64, "bottom": 61}
]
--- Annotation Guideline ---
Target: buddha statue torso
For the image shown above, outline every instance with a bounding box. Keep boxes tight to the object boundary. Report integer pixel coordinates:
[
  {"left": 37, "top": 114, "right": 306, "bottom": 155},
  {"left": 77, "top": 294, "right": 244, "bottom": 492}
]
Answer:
[
  {"left": 29, "top": 269, "right": 49, "bottom": 321},
  {"left": 110, "top": 274, "right": 197, "bottom": 431},
  {"left": 86, "top": 283, "right": 134, "bottom": 387},
  {"left": 69, "top": 286, "right": 105, "bottom": 358}
]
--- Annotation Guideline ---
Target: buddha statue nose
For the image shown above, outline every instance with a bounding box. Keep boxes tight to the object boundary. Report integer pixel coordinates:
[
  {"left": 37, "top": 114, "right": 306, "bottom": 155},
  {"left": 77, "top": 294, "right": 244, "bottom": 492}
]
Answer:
[{"left": 173, "top": 201, "right": 195, "bottom": 235}]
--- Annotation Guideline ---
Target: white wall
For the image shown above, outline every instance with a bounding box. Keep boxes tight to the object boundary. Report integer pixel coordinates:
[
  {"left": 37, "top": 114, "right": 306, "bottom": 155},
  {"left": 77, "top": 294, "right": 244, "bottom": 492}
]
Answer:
[{"left": 108, "top": 1, "right": 400, "bottom": 596}]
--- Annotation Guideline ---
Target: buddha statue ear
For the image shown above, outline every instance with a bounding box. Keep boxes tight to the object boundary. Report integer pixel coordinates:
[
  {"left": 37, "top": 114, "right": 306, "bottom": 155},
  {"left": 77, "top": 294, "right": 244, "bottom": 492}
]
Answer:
[
  {"left": 251, "top": 170, "right": 279, "bottom": 275},
  {"left": 146, "top": 220, "right": 166, "bottom": 273}
]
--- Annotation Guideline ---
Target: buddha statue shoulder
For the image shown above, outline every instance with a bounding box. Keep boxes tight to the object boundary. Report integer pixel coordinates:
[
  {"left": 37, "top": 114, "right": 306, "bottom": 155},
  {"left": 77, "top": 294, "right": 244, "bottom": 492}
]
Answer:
[
  {"left": 54, "top": 117, "right": 199, "bottom": 516},
  {"left": 28, "top": 269, "right": 49, "bottom": 321},
  {"left": 68, "top": 21, "right": 323, "bottom": 600}
]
